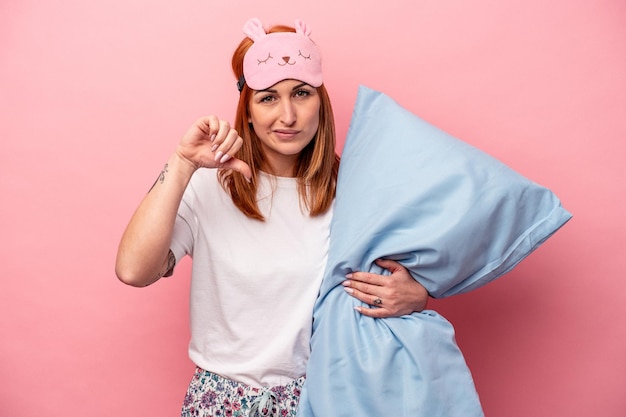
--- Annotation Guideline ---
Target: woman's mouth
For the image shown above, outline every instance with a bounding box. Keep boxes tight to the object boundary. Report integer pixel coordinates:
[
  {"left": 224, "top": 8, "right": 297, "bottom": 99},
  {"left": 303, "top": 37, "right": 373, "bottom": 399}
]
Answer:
[{"left": 273, "top": 129, "right": 300, "bottom": 140}]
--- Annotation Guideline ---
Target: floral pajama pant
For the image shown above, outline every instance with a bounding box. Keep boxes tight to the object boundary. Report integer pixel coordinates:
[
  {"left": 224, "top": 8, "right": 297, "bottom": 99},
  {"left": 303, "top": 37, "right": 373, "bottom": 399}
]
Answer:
[{"left": 181, "top": 367, "right": 305, "bottom": 417}]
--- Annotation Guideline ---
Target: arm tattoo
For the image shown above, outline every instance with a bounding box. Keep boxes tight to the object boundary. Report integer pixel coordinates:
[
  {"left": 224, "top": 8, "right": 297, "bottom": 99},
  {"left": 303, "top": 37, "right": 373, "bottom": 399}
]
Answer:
[
  {"left": 162, "top": 249, "right": 176, "bottom": 278},
  {"left": 148, "top": 163, "right": 169, "bottom": 193},
  {"left": 158, "top": 163, "right": 169, "bottom": 184},
  {"left": 145, "top": 250, "right": 176, "bottom": 286}
]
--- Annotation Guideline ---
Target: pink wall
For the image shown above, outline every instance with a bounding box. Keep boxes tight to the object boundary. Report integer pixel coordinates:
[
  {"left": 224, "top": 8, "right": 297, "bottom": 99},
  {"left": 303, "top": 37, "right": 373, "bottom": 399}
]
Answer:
[{"left": 2, "top": 0, "right": 624, "bottom": 415}]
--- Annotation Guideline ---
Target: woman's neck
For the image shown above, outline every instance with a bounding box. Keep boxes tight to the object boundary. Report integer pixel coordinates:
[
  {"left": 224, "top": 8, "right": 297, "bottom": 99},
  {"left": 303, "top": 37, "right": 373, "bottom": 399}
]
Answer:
[{"left": 261, "top": 156, "right": 298, "bottom": 178}]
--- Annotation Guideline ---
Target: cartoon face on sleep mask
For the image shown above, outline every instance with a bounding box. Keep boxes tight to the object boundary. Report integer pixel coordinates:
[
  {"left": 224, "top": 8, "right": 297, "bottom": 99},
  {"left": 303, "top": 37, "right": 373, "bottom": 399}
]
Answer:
[{"left": 239, "top": 17, "right": 323, "bottom": 91}]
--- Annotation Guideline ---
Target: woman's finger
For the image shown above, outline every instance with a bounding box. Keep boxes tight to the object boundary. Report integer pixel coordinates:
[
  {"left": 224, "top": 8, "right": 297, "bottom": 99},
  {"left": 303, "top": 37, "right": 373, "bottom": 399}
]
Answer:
[
  {"left": 221, "top": 157, "right": 252, "bottom": 182},
  {"left": 198, "top": 115, "right": 219, "bottom": 138},
  {"left": 214, "top": 128, "right": 240, "bottom": 163},
  {"left": 355, "top": 305, "right": 392, "bottom": 318},
  {"left": 344, "top": 271, "right": 385, "bottom": 289},
  {"left": 374, "top": 258, "right": 404, "bottom": 273},
  {"left": 342, "top": 278, "right": 377, "bottom": 299},
  {"left": 211, "top": 119, "right": 231, "bottom": 149}
]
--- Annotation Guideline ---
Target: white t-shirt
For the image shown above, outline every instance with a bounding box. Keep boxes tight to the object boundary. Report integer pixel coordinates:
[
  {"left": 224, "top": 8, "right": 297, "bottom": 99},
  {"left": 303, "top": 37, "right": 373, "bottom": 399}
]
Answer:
[{"left": 170, "top": 169, "right": 332, "bottom": 387}]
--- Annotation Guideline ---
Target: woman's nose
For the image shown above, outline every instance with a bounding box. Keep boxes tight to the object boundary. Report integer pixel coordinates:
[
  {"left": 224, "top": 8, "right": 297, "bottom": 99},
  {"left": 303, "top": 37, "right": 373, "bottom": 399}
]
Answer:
[{"left": 280, "top": 100, "right": 296, "bottom": 125}]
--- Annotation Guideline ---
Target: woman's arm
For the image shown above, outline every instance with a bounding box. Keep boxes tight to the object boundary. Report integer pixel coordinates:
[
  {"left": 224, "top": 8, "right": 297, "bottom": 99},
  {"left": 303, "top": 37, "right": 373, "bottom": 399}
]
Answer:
[
  {"left": 115, "top": 115, "right": 251, "bottom": 287},
  {"left": 115, "top": 152, "right": 195, "bottom": 287},
  {"left": 341, "top": 258, "right": 430, "bottom": 318}
]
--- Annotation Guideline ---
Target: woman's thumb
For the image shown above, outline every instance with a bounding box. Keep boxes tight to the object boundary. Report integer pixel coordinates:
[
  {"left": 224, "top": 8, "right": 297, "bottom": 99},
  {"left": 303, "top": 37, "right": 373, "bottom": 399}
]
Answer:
[{"left": 222, "top": 158, "right": 253, "bottom": 182}]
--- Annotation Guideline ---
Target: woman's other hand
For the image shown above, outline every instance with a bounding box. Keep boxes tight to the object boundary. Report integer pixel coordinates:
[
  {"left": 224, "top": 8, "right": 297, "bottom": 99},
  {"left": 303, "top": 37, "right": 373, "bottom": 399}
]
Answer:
[
  {"left": 176, "top": 115, "right": 252, "bottom": 180},
  {"left": 342, "top": 259, "right": 429, "bottom": 318}
]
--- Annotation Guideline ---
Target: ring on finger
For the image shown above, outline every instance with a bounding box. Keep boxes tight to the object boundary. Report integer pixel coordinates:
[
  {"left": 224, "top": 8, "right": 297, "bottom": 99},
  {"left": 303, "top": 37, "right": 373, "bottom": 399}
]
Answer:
[{"left": 373, "top": 298, "right": 383, "bottom": 306}]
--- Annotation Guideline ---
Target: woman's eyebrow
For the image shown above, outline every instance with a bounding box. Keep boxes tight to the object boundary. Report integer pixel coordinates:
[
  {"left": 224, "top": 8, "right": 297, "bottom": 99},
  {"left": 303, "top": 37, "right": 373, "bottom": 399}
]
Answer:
[
  {"left": 253, "top": 82, "right": 311, "bottom": 95},
  {"left": 254, "top": 88, "right": 275, "bottom": 95}
]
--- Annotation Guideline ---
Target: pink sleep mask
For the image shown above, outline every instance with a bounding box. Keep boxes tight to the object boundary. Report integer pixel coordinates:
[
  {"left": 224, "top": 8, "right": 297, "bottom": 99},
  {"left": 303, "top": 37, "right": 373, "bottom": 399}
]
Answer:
[{"left": 240, "top": 18, "right": 323, "bottom": 91}]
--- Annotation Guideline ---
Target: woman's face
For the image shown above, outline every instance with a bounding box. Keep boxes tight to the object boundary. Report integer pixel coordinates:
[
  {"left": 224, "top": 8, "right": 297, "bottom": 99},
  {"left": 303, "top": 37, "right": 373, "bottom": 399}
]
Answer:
[{"left": 248, "top": 79, "right": 321, "bottom": 177}]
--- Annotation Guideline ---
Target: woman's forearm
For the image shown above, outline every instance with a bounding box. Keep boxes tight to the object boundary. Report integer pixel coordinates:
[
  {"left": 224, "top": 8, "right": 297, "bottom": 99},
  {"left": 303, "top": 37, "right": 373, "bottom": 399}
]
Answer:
[{"left": 115, "top": 152, "right": 196, "bottom": 287}]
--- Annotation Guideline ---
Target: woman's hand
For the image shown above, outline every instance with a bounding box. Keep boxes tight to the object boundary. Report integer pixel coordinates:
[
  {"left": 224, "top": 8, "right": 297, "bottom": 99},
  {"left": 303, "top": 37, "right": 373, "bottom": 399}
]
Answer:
[
  {"left": 342, "top": 259, "right": 429, "bottom": 318},
  {"left": 176, "top": 115, "right": 252, "bottom": 180},
  {"left": 115, "top": 116, "right": 252, "bottom": 287}
]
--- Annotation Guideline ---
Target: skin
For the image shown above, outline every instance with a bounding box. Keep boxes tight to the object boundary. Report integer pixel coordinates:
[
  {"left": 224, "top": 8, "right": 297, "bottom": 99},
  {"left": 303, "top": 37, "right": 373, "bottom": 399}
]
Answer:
[
  {"left": 248, "top": 80, "right": 321, "bottom": 177},
  {"left": 115, "top": 78, "right": 428, "bottom": 316}
]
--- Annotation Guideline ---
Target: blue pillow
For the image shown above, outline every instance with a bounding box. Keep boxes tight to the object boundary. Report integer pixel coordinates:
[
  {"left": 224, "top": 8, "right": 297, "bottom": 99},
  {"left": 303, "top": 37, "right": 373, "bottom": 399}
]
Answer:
[{"left": 296, "top": 86, "right": 572, "bottom": 416}]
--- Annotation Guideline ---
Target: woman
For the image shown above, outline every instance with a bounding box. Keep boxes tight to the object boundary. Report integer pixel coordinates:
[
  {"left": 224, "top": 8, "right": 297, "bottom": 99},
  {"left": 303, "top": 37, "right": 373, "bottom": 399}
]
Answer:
[{"left": 115, "top": 18, "right": 429, "bottom": 416}]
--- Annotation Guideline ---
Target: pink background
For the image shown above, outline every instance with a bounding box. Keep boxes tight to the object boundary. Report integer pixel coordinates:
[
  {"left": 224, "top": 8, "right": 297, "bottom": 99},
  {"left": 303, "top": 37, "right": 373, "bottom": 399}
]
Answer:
[{"left": 2, "top": 0, "right": 624, "bottom": 416}]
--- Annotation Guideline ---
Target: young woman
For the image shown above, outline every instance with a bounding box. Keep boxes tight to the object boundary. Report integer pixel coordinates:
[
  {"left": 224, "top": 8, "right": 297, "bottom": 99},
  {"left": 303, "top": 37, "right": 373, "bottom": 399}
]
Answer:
[{"left": 115, "top": 18, "right": 429, "bottom": 416}]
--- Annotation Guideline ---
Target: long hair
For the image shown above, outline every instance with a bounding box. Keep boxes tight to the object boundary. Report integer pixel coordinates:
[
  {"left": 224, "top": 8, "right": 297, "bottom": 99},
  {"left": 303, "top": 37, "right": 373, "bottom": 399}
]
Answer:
[{"left": 219, "top": 24, "right": 340, "bottom": 221}]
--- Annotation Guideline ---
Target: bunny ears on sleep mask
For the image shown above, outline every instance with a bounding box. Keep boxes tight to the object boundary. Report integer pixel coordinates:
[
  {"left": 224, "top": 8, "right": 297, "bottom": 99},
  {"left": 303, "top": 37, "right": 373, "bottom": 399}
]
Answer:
[{"left": 238, "top": 18, "right": 323, "bottom": 92}]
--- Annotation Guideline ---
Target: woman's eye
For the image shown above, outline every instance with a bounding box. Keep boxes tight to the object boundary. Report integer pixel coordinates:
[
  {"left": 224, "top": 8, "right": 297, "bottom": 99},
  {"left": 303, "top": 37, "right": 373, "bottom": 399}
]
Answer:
[
  {"left": 294, "top": 89, "right": 310, "bottom": 97},
  {"left": 260, "top": 95, "right": 275, "bottom": 103}
]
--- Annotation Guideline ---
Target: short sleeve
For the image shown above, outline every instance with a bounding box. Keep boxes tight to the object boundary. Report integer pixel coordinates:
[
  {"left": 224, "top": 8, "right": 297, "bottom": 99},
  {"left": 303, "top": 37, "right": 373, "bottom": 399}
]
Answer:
[{"left": 169, "top": 184, "right": 196, "bottom": 267}]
